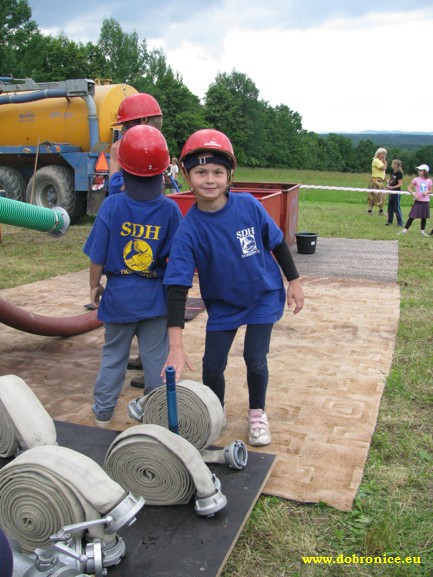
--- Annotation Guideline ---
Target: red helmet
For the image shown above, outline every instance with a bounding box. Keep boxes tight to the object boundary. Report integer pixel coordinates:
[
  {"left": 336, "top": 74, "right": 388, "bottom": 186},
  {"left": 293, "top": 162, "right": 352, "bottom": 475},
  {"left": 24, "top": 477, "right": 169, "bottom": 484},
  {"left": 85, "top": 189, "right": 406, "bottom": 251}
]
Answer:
[
  {"left": 112, "top": 93, "right": 162, "bottom": 126},
  {"left": 180, "top": 129, "right": 236, "bottom": 169},
  {"left": 117, "top": 125, "right": 170, "bottom": 177}
]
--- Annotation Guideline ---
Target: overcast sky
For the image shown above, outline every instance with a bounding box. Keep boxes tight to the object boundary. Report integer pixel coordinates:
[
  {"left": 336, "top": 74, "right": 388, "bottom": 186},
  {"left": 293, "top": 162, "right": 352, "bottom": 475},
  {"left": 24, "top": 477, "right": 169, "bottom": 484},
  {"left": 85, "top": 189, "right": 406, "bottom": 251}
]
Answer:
[{"left": 27, "top": 0, "right": 433, "bottom": 134}]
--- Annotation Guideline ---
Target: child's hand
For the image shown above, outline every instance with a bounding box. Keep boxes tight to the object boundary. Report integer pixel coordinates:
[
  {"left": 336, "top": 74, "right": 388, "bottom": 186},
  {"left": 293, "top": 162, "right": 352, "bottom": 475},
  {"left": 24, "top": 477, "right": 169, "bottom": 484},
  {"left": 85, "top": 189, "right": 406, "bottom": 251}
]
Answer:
[
  {"left": 286, "top": 279, "right": 304, "bottom": 314},
  {"left": 90, "top": 284, "right": 104, "bottom": 308},
  {"left": 161, "top": 348, "right": 194, "bottom": 382}
]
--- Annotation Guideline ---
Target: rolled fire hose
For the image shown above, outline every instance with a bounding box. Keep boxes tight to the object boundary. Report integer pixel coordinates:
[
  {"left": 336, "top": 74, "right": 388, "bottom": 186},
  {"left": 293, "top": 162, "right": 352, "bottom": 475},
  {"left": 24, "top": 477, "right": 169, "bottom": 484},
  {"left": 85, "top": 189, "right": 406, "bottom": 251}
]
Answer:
[
  {"left": 104, "top": 424, "right": 227, "bottom": 516},
  {"left": 128, "top": 380, "right": 248, "bottom": 469},
  {"left": 0, "top": 444, "right": 133, "bottom": 552},
  {"left": 0, "top": 374, "right": 57, "bottom": 457},
  {"left": 0, "top": 196, "right": 70, "bottom": 237}
]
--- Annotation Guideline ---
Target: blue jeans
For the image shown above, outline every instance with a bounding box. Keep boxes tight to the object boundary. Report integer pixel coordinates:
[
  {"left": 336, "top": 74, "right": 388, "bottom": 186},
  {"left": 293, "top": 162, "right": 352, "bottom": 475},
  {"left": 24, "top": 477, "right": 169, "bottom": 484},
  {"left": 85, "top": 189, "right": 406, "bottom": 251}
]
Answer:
[
  {"left": 202, "top": 324, "right": 273, "bottom": 410},
  {"left": 93, "top": 316, "right": 167, "bottom": 420},
  {"left": 387, "top": 193, "right": 403, "bottom": 226}
]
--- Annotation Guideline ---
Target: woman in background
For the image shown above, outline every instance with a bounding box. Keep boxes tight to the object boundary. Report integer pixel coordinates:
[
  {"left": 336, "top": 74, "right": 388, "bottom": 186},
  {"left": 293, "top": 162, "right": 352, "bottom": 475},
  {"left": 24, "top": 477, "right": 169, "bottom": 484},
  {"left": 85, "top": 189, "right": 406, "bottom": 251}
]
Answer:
[{"left": 368, "top": 147, "right": 387, "bottom": 216}]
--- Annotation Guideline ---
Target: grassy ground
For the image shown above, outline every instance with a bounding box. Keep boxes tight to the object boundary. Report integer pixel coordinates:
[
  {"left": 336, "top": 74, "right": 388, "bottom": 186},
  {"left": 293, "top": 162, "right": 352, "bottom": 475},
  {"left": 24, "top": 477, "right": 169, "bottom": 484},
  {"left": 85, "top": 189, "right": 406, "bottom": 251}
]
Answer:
[{"left": 1, "top": 169, "right": 432, "bottom": 575}]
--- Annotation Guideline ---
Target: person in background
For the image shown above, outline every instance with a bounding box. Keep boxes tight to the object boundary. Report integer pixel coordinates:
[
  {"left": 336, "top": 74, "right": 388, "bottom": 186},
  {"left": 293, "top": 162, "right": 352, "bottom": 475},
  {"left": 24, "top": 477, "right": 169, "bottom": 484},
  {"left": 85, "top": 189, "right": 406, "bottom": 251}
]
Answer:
[
  {"left": 368, "top": 148, "right": 387, "bottom": 215},
  {"left": 168, "top": 156, "right": 180, "bottom": 192},
  {"left": 161, "top": 129, "right": 304, "bottom": 447},
  {"left": 398, "top": 164, "right": 432, "bottom": 237},
  {"left": 385, "top": 159, "right": 404, "bottom": 227},
  {"left": 109, "top": 93, "right": 165, "bottom": 387},
  {"left": 83, "top": 125, "right": 182, "bottom": 426},
  {"left": 109, "top": 93, "right": 164, "bottom": 195}
]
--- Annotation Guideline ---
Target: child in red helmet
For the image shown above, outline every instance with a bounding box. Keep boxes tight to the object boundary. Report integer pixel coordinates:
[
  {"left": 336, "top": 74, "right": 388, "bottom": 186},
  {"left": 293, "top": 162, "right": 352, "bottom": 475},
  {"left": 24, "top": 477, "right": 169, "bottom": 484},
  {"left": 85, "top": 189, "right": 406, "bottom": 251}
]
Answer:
[
  {"left": 161, "top": 129, "right": 304, "bottom": 446},
  {"left": 84, "top": 125, "right": 182, "bottom": 426},
  {"left": 109, "top": 93, "right": 163, "bottom": 196},
  {"left": 108, "top": 93, "right": 164, "bottom": 388}
]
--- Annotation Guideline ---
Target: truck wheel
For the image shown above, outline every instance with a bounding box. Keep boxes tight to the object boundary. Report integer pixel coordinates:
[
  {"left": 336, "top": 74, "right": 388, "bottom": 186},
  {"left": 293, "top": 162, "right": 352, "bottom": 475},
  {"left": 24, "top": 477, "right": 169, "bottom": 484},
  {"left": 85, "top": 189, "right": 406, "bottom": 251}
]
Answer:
[
  {"left": 0, "top": 166, "right": 27, "bottom": 201},
  {"left": 26, "top": 166, "right": 82, "bottom": 223}
]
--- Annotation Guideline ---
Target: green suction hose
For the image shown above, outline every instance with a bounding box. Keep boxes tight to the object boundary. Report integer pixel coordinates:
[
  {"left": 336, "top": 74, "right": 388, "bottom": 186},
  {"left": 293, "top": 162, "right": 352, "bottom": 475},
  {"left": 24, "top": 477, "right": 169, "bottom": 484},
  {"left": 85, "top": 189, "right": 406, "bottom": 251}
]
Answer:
[{"left": 0, "top": 197, "right": 70, "bottom": 237}]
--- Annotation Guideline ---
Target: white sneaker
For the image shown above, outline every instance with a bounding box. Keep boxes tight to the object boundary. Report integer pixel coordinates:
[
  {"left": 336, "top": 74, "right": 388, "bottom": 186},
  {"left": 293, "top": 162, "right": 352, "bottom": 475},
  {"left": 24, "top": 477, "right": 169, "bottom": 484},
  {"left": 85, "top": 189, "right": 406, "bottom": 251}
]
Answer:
[
  {"left": 94, "top": 415, "right": 112, "bottom": 427},
  {"left": 421, "top": 230, "right": 430, "bottom": 237},
  {"left": 247, "top": 409, "right": 271, "bottom": 446},
  {"left": 397, "top": 229, "right": 407, "bottom": 236}
]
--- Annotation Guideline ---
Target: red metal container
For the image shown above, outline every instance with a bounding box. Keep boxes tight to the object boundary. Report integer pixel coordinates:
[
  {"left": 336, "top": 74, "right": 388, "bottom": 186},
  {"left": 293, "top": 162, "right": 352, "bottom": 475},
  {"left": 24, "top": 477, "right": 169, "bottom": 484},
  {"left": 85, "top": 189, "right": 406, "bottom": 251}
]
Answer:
[
  {"left": 231, "top": 182, "right": 300, "bottom": 246},
  {"left": 167, "top": 182, "right": 299, "bottom": 246}
]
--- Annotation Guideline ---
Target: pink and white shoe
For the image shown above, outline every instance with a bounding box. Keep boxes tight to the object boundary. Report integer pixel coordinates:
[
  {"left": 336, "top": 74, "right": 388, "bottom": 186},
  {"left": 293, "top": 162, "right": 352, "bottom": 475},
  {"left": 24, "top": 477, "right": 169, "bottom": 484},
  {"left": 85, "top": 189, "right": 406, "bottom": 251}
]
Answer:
[{"left": 247, "top": 409, "right": 271, "bottom": 446}]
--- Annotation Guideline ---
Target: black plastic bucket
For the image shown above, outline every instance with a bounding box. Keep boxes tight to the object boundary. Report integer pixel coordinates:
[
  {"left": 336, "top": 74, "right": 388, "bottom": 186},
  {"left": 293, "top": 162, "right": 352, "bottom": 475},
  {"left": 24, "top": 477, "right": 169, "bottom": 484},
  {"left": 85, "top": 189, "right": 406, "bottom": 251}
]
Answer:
[{"left": 296, "top": 232, "right": 318, "bottom": 254}]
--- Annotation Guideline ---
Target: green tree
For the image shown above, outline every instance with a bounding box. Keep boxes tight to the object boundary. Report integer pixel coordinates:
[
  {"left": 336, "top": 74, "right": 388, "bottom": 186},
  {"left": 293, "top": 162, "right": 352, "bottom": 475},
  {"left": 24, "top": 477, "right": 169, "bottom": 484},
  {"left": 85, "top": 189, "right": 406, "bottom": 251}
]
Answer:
[
  {"left": 263, "top": 104, "right": 305, "bottom": 168},
  {"left": 326, "top": 133, "right": 357, "bottom": 172},
  {"left": 97, "top": 18, "right": 147, "bottom": 85},
  {"left": 136, "top": 48, "right": 206, "bottom": 155},
  {"left": 204, "top": 70, "right": 261, "bottom": 165},
  {"left": 413, "top": 145, "right": 433, "bottom": 175},
  {"left": 35, "top": 34, "right": 105, "bottom": 81},
  {"left": 356, "top": 139, "right": 377, "bottom": 173},
  {"left": 0, "top": 0, "right": 38, "bottom": 77}
]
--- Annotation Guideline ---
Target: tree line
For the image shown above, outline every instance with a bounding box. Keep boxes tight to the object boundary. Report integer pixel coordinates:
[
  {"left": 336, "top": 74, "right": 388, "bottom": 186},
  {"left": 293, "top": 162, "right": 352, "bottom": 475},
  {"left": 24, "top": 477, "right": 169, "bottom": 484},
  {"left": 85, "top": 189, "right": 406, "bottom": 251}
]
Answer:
[{"left": 2, "top": 0, "right": 432, "bottom": 174}]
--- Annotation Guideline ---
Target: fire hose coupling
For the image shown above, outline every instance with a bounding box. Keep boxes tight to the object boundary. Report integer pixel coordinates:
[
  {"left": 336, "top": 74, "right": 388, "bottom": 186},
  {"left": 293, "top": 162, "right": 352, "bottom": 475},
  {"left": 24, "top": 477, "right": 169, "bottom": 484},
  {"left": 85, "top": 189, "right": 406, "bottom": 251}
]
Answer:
[
  {"left": 49, "top": 206, "right": 71, "bottom": 237},
  {"left": 224, "top": 440, "right": 248, "bottom": 470},
  {"left": 127, "top": 396, "right": 145, "bottom": 422},
  {"left": 50, "top": 493, "right": 144, "bottom": 540},
  {"left": 194, "top": 474, "right": 227, "bottom": 517},
  {"left": 103, "top": 492, "right": 145, "bottom": 534},
  {"left": 52, "top": 534, "right": 125, "bottom": 577},
  {"left": 0, "top": 197, "right": 70, "bottom": 237}
]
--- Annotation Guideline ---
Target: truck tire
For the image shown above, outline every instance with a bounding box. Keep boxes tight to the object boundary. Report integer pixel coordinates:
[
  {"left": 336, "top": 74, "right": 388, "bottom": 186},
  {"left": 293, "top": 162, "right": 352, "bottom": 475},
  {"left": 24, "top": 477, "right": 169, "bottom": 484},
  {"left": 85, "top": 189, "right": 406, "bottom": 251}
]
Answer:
[
  {"left": 26, "top": 166, "right": 82, "bottom": 223},
  {"left": 0, "top": 166, "right": 27, "bottom": 202}
]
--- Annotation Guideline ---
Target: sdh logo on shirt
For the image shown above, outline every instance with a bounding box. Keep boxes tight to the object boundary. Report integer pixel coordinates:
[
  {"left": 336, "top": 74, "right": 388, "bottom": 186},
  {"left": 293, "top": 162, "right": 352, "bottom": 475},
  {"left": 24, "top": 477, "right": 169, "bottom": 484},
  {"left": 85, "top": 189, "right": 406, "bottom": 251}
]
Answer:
[
  {"left": 236, "top": 226, "right": 260, "bottom": 258},
  {"left": 120, "top": 222, "right": 161, "bottom": 277}
]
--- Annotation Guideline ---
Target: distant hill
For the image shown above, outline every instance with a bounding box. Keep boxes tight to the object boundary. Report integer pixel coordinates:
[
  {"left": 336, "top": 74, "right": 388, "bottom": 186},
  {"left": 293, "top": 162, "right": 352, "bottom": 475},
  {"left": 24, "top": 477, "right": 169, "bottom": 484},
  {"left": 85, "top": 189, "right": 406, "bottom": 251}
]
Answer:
[{"left": 322, "top": 132, "right": 433, "bottom": 151}]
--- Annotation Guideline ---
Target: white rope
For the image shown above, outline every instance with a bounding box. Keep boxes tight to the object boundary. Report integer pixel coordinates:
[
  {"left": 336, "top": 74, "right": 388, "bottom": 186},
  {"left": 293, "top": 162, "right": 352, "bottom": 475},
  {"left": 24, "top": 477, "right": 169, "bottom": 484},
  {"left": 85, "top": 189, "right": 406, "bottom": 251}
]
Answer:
[{"left": 299, "top": 184, "right": 415, "bottom": 195}]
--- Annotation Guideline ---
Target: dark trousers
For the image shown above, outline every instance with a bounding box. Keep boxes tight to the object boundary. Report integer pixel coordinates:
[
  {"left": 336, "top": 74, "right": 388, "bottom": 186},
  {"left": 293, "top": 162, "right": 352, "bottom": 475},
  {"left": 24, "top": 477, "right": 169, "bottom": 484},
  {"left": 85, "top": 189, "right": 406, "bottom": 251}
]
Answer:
[
  {"left": 202, "top": 324, "right": 273, "bottom": 410},
  {"left": 387, "top": 193, "right": 403, "bottom": 225},
  {"left": 404, "top": 217, "right": 426, "bottom": 231}
]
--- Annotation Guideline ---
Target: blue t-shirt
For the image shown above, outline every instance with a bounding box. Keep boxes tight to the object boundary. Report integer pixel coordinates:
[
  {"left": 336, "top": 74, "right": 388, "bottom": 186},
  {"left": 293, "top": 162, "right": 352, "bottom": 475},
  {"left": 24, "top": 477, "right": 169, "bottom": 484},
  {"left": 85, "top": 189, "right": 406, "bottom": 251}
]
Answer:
[
  {"left": 163, "top": 192, "right": 286, "bottom": 330},
  {"left": 109, "top": 171, "right": 125, "bottom": 195},
  {"left": 84, "top": 193, "right": 182, "bottom": 323}
]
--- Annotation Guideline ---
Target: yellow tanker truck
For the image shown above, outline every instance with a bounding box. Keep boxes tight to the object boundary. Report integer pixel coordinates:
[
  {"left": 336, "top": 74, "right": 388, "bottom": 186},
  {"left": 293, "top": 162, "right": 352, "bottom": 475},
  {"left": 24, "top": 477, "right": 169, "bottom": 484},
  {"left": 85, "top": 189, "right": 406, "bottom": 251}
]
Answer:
[{"left": 0, "top": 78, "right": 137, "bottom": 222}]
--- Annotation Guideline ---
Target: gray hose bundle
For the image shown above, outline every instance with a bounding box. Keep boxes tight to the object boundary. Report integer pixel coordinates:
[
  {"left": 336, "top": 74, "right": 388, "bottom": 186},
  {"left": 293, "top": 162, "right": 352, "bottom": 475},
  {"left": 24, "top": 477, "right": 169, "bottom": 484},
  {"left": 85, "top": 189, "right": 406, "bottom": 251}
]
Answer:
[
  {"left": 0, "top": 445, "right": 127, "bottom": 552},
  {"left": 104, "top": 424, "right": 224, "bottom": 512},
  {"left": 135, "top": 380, "right": 224, "bottom": 450},
  {"left": 0, "top": 374, "right": 57, "bottom": 457}
]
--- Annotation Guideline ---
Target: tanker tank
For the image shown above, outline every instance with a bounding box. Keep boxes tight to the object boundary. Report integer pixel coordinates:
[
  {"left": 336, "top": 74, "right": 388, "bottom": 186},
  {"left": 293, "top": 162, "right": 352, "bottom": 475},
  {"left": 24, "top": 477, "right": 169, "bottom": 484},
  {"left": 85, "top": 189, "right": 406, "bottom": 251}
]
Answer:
[{"left": 0, "top": 83, "right": 138, "bottom": 151}]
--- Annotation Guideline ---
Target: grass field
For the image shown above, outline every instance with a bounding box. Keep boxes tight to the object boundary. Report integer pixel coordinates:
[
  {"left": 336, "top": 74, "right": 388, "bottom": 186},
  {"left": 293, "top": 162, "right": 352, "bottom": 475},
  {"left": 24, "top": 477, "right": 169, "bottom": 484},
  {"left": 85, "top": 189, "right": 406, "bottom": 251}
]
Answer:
[{"left": 1, "top": 169, "right": 432, "bottom": 576}]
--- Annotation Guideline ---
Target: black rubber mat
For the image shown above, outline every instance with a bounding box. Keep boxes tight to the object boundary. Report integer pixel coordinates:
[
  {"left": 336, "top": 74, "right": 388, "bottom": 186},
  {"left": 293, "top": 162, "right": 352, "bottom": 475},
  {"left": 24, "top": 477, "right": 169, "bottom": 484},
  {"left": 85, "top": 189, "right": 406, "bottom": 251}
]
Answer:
[{"left": 0, "top": 420, "right": 275, "bottom": 577}]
